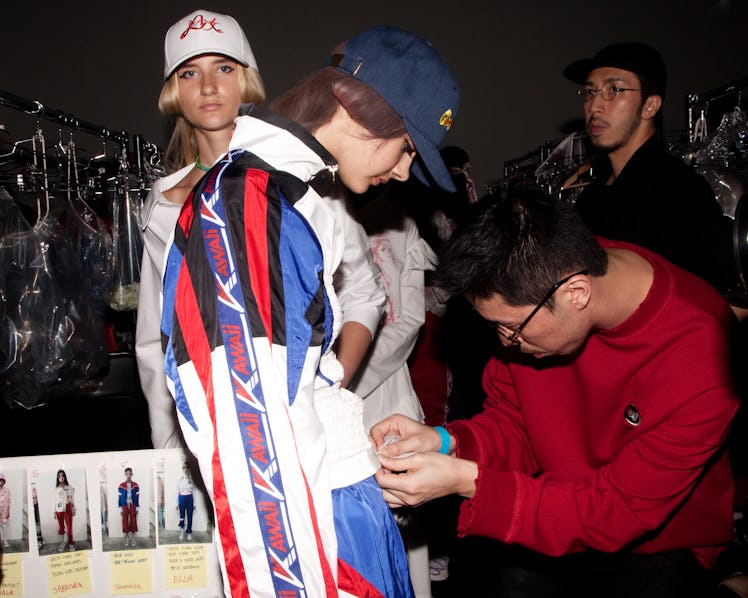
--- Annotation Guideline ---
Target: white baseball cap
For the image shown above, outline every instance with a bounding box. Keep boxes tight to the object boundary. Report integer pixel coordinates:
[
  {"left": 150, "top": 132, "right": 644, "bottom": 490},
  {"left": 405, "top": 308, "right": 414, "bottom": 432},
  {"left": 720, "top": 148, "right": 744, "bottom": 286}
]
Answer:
[{"left": 163, "top": 9, "right": 258, "bottom": 79}]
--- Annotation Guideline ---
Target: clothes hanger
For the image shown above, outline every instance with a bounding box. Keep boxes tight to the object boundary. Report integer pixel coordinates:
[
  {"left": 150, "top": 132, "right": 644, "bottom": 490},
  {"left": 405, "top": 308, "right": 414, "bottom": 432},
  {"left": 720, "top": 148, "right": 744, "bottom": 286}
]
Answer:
[
  {"left": 29, "top": 124, "right": 51, "bottom": 228},
  {"left": 693, "top": 103, "right": 709, "bottom": 143}
]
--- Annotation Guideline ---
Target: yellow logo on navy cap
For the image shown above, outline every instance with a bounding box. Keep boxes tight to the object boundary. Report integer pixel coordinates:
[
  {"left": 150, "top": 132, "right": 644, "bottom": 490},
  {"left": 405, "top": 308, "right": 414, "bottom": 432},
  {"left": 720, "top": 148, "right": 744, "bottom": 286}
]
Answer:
[{"left": 439, "top": 109, "right": 454, "bottom": 130}]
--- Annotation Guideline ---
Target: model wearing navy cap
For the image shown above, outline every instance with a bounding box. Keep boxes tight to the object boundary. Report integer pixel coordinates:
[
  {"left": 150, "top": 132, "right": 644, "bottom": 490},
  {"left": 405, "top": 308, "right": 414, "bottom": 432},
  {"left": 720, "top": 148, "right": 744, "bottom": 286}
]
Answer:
[
  {"left": 160, "top": 24, "right": 460, "bottom": 597},
  {"left": 271, "top": 25, "right": 460, "bottom": 194},
  {"left": 326, "top": 25, "right": 460, "bottom": 192},
  {"left": 562, "top": 41, "right": 740, "bottom": 308}
]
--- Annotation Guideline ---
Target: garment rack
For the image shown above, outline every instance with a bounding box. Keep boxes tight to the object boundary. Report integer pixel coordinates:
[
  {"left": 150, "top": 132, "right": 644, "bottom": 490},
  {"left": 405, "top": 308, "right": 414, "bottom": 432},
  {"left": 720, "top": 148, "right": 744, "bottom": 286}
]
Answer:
[
  {"left": 0, "top": 88, "right": 128, "bottom": 146},
  {"left": 686, "top": 76, "right": 748, "bottom": 144},
  {"left": 0, "top": 89, "right": 164, "bottom": 178}
]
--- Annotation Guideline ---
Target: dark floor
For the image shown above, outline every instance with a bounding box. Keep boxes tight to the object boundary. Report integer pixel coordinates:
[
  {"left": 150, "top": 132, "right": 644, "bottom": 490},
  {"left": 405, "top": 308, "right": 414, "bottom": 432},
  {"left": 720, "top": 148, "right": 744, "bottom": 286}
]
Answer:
[
  {"left": 421, "top": 471, "right": 748, "bottom": 597},
  {"left": 426, "top": 535, "right": 507, "bottom": 597},
  {"left": 427, "top": 533, "right": 748, "bottom": 598}
]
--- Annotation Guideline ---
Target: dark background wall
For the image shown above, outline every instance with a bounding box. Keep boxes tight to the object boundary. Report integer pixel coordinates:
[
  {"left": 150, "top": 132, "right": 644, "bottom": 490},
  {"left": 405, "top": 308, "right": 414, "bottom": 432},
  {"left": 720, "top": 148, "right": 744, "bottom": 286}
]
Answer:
[{"left": 2, "top": 0, "right": 748, "bottom": 193}]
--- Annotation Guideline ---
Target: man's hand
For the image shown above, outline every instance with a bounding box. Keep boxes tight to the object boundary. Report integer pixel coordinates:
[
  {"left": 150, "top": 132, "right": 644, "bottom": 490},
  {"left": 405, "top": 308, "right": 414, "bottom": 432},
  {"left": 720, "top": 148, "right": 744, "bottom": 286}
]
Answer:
[
  {"left": 374, "top": 452, "right": 478, "bottom": 508},
  {"left": 370, "top": 414, "right": 444, "bottom": 457}
]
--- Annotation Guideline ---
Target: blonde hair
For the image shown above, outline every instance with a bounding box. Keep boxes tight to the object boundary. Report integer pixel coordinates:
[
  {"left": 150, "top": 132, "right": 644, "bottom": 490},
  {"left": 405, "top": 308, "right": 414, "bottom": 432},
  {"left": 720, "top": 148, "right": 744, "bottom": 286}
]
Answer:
[{"left": 158, "top": 64, "right": 265, "bottom": 173}]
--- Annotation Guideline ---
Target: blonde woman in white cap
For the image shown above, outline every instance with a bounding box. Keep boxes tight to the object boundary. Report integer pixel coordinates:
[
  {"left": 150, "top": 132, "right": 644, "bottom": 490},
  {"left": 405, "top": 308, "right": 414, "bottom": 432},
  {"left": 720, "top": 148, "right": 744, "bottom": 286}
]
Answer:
[
  {"left": 137, "top": 10, "right": 386, "bottom": 454},
  {"left": 160, "top": 25, "right": 460, "bottom": 598},
  {"left": 136, "top": 9, "right": 265, "bottom": 449}
]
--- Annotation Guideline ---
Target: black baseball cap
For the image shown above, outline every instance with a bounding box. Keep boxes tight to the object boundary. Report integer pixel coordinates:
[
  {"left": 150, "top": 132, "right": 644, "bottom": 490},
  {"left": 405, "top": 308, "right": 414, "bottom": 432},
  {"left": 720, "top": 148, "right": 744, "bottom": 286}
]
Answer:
[{"left": 563, "top": 42, "right": 667, "bottom": 98}]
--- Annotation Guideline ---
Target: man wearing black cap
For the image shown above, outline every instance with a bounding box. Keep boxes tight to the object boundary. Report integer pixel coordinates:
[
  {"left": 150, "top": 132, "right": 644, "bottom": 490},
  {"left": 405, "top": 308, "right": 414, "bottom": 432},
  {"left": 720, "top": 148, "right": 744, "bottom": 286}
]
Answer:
[{"left": 563, "top": 42, "right": 739, "bottom": 304}]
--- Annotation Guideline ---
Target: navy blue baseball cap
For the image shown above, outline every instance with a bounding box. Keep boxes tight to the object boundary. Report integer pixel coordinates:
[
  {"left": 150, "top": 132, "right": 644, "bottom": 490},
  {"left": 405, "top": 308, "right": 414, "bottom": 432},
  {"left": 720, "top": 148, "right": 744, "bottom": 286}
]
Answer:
[{"left": 327, "top": 25, "right": 460, "bottom": 192}]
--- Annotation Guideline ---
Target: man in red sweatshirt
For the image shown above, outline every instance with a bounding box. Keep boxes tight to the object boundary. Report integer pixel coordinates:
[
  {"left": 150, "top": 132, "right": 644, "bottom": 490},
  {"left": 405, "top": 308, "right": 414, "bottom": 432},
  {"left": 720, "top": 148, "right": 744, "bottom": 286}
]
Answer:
[{"left": 372, "top": 184, "right": 740, "bottom": 597}]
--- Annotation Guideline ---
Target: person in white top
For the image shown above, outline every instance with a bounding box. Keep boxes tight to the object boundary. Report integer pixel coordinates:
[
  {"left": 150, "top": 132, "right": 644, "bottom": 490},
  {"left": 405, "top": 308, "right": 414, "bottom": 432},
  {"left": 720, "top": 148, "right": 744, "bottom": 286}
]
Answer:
[
  {"left": 136, "top": 9, "right": 266, "bottom": 449},
  {"left": 156, "top": 474, "right": 165, "bottom": 529},
  {"left": 349, "top": 188, "right": 433, "bottom": 432},
  {"left": 0, "top": 473, "right": 10, "bottom": 549},
  {"left": 348, "top": 186, "right": 436, "bottom": 598},
  {"left": 53, "top": 469, "right": 75, "bottom": 552},
  {"left": 136, "top": 9, "right": 384, "bottom": 450},
  {"left": 176, "top": 462, "right": 195, "bottom": 541}
]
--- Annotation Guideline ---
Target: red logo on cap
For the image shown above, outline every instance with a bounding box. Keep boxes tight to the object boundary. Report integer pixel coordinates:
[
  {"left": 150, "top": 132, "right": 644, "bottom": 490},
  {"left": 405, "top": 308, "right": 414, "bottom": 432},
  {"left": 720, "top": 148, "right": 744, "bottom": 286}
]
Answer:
[{"left": 181, "top": 15, "right": 223, "bottom": 39}]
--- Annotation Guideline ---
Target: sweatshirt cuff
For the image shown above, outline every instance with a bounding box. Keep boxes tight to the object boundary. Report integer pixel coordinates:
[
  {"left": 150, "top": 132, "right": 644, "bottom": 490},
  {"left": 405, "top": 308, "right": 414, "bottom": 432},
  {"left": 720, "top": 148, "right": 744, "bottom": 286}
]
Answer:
[
  {"left": 446, "top": 419, "right": 481, "bottom": 462},
  {"left": 457, "top": 468, "right": 518, "bottom": 541},
  {"left": 446, "top": 421, "right": 517, "bottom": 541}
]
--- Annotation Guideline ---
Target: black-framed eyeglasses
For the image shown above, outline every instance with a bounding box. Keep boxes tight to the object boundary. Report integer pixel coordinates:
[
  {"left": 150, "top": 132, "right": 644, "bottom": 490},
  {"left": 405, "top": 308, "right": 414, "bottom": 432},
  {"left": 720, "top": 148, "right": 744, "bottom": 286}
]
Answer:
[
  {"left": 577, "top": 83, "right": 641, "bottom": 102},
  {"left": 494, "top": 270, "right": 589, "bottom": 345}
]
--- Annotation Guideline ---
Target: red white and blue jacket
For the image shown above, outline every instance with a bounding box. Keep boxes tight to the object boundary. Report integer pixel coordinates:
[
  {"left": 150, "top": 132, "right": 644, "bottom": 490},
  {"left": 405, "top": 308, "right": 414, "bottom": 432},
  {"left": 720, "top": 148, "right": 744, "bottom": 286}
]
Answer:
[
  {"left": 117, "top": 481, "right": 139, "bottom": 508},
  {"left": 161, "top": 105, "right": 412, "bottom": 598}
]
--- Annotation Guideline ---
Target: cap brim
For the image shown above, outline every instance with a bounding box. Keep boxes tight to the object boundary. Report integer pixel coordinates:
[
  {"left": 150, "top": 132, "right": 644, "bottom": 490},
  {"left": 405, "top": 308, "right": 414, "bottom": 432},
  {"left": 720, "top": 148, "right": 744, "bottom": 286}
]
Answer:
[
  {"left": 405, "top": 120, "right": 455, "bottom": 193},
  {"left": 165, "top": 49, "right": 250, "bottom": 79},
  {"left": 563, "top": 59, "right": 598, "bottom": 84}
]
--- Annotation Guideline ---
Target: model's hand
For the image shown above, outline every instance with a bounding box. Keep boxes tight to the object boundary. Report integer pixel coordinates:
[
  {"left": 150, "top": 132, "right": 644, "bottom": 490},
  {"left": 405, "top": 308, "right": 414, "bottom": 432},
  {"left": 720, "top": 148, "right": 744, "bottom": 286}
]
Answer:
[
  {"left": 374, "top": 452, "right": 478, "bottom": 508},
  {"left": 370, "top": 414, "right": 442, "bottom": 457}
]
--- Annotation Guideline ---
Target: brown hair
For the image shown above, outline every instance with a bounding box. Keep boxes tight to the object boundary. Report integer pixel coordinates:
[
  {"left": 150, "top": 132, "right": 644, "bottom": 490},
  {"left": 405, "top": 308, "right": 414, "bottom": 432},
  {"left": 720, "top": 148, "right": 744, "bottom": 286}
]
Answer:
[
  {"left": 270, "top": 67, "right": 406, "bottom": 139},
  {"left": 158, "top": 64, "right": 266, "bottom": 173},
  {"left": 56, "top": 469, "right": 69, "bottom": 487}
]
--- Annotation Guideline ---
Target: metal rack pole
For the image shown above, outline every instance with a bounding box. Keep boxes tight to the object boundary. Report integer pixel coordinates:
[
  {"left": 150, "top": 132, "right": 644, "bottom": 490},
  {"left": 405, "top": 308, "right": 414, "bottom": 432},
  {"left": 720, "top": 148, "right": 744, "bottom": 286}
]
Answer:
[{"left": 0, "top": 88, "right": 129, "bottom": 145}]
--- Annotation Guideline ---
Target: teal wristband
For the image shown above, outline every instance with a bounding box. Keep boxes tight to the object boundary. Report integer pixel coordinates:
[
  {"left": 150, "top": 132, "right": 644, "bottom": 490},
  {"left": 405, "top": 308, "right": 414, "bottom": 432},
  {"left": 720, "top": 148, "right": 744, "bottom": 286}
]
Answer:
[{"left": 434, "top": 426, "right": 451, "bottom": 454}]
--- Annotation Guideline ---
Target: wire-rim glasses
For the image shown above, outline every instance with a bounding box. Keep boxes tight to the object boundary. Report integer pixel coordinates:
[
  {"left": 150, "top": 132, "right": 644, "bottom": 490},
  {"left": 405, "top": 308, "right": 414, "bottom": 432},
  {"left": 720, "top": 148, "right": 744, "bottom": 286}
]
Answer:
[
  {"left": 577, "top": 83, "right": 641, "bottom": 102},
  {"left": 497, "top": 270, "right": 589, "bottom": 345}
]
